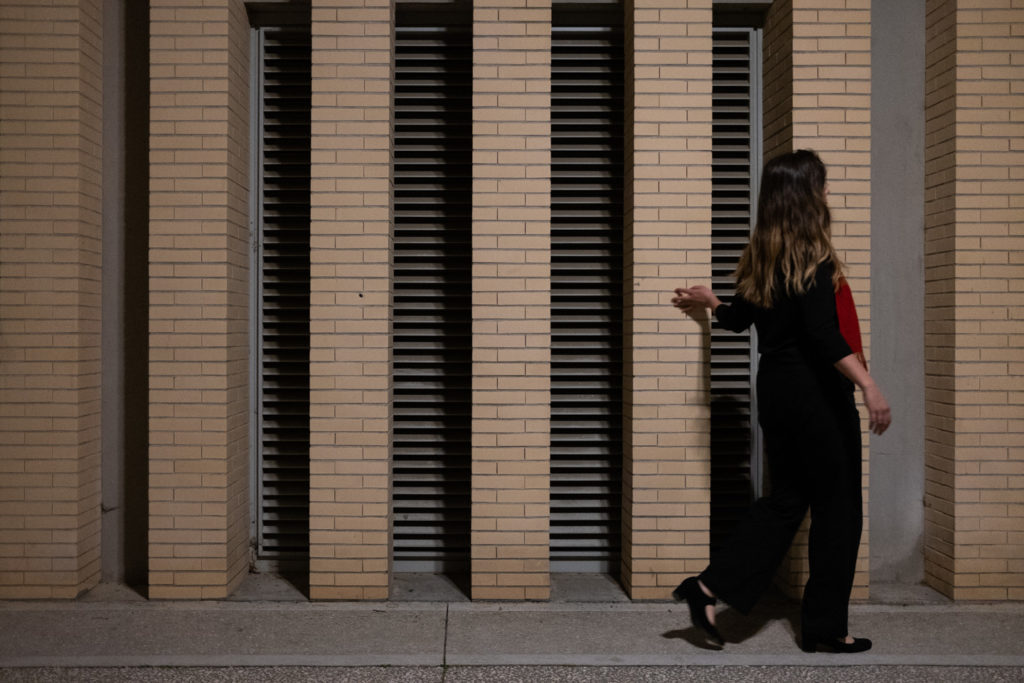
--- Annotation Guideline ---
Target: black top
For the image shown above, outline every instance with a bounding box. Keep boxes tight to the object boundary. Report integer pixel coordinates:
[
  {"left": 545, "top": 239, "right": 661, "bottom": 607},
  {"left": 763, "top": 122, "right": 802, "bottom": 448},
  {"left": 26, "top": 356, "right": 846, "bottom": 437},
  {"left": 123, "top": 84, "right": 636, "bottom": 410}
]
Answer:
[{"left": 714, "top": 262, "right": 852, "bottom": 367}]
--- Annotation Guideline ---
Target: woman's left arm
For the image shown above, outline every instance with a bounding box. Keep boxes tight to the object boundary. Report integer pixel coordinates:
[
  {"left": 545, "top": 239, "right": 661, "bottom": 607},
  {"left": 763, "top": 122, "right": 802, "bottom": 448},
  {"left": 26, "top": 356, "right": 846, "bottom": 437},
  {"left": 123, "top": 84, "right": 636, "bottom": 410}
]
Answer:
[
  {"left": 673, "top": 285, "right": 722, "bottom": 313},
  {"left": 672, "top": 285, "right": 754, "bottom": 332}
]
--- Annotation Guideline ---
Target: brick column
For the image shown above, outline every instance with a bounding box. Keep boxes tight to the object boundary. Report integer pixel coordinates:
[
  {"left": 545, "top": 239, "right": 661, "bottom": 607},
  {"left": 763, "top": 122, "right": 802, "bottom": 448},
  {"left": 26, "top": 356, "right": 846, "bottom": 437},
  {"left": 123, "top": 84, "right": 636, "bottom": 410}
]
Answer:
[
  {"left": 471, "top": 0, "right": 552, "bottom": 600},
  {"left": 147, "top": 0, "right": 250, "bottom": 599},
  {"left": 924, "top": 0, "right": 1024, "bottom": 601},
  {"left": 621, "top": 0, "right": 714, "bottom": 600},
  {"left": 764, "top": 0, "right": 873, "bottom": 602},
  {"left": 308, "top": 0, "right": 393, "bottom": 600},
  {"left": 0, "top": 0, "right": 103, "bottom": 599}
]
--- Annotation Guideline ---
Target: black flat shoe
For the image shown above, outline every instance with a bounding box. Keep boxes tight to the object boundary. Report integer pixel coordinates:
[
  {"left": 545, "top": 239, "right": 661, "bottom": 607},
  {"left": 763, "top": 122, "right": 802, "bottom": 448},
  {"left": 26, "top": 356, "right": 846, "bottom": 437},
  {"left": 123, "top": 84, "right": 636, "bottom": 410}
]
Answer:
[
  {"left": 673, "top": 577, "right": 724, "bottom": 646},
  {"left": 801, "top": 633, "right": 872, "bottom": 653}
]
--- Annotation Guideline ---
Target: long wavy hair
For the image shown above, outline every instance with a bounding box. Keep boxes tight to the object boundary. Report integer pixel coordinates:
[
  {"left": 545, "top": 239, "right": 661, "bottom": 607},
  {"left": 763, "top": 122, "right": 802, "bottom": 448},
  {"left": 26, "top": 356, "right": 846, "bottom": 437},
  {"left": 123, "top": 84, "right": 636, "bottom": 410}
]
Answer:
[{"left": 734, "top": 149, "right": 843, "bottom": 307}]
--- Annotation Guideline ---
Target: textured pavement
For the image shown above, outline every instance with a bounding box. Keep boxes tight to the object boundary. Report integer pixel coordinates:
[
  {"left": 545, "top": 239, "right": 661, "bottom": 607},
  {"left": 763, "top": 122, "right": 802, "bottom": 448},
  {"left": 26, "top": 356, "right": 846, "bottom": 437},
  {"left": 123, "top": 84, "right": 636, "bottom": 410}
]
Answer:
[
  {"left": 1, "top": 576, "right": 1022, "bottom": 681},
  {"left": 3, "top": 666, "right": 1024, "bottom": 682}
]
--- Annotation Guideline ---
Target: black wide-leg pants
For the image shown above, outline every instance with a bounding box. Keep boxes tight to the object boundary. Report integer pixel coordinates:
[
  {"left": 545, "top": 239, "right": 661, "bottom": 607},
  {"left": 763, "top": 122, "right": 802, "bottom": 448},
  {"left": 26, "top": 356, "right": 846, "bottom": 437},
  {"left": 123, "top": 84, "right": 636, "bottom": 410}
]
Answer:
[{"left": 697, "top": 358, "right": 863, "bottom": 640}]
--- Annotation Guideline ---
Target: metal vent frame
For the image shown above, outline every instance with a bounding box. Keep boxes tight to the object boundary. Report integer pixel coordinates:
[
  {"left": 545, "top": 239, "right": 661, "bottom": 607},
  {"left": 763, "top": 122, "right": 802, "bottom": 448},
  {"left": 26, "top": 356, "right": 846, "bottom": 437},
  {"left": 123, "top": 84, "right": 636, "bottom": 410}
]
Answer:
[
  {"left": 709, "top": 25, "right": 763, "bottom": 552},
  {"left": 250, "top": 20, "right": 313, "bottom": 566}
]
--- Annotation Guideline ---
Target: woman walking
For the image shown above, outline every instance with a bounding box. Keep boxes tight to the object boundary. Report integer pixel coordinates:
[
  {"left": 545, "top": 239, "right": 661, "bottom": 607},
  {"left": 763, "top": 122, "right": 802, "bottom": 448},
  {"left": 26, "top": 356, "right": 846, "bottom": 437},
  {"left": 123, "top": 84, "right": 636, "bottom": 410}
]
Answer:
[{"left": 671, "top": 149, "right": 891, "bottom": 653}]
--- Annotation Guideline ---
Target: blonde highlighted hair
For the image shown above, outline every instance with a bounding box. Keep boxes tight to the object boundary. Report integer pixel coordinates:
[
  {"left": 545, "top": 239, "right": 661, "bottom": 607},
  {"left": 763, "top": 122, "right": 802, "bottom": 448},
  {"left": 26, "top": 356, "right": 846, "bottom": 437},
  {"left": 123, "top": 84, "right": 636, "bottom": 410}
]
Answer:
[{"left": 735, "top": 149, "right": 843, "bottom": 308}]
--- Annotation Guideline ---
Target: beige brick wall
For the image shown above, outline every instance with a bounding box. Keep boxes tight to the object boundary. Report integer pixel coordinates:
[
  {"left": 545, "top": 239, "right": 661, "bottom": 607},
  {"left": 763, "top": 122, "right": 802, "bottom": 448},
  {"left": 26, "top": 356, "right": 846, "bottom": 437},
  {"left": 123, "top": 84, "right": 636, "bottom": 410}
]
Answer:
[
  {"left": 2, "top": 0, "right": 1018, "bottom": 605},
  {"left": 308, "top": 0, "right": 393, "bottom": 600},
  {"left": 621, "top": 0, "right": 713, "bottom": 601},
  {"left": 470, "top": 0, "right": 552, "bottom": 601},
  {"left": 0, "top": 0, "right": 103, "bottom": 599},
  {"left": 923, "top": 0, "right": 958, "bottom": 600},
  {"left": 147, "top": 0, "right": 250, "bottom": 599},
  {"left": 765, "top": 0, "right": 873, "bottom": 602},
  {"left": 924, "top": 0, "right": 1024, "bottom": 601}
]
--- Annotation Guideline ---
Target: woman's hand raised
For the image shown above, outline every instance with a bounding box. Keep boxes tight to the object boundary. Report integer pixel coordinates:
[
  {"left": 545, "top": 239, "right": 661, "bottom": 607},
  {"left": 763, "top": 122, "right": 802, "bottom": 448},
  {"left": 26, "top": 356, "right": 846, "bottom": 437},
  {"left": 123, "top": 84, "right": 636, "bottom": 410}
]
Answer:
[{"left": 672, "top": 286, "right": 722, "bottom": 314}]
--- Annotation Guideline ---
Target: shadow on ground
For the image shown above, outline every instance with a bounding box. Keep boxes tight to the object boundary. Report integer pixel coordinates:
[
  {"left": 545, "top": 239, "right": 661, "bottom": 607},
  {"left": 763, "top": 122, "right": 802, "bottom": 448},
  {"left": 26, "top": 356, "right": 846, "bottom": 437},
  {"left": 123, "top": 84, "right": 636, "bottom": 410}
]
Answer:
[{"left": 662, "top": 591, "right": 800, "bottom": 651}]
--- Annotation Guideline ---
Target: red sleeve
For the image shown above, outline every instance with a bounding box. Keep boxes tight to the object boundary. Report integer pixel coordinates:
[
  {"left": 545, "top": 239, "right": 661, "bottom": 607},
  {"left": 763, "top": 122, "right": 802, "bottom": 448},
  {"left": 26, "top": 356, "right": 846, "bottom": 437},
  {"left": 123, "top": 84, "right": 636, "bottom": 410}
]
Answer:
[
  {"left": 800, "top": 263, "right": 853, "bottom": 365},
  {"left": 835, "top": 277, "right": 863, "bottom": 354}
]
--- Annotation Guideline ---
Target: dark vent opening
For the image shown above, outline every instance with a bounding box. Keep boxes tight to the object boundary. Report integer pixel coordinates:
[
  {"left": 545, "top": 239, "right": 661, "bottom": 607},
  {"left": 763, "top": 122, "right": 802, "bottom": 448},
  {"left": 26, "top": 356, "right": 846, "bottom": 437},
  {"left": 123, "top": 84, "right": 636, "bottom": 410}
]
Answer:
[
  {"left": 550, "top": 1, "right": 625, "bottom": 574},
  {"left": 253, "top": 23, "right": 312, "bottom": 568},
  {"left": 392, "top": 0, "right": 473, "bottom": 576}
]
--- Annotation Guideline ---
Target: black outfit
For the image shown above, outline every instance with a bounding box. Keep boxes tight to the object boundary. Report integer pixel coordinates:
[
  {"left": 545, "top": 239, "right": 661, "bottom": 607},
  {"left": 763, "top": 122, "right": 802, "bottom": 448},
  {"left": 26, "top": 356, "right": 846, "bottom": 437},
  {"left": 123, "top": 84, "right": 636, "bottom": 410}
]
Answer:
[{"left": 694, "top": 262, "right": 861, "bottom": 641}]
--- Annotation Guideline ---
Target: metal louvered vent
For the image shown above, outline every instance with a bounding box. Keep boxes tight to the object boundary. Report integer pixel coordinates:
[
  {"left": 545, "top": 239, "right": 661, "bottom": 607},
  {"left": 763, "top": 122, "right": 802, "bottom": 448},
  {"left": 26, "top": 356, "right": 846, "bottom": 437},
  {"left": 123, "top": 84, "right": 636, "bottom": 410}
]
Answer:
[
  {"left": 550, "top": 2, "right": 625, "bottom": 573},
  {"left": 710, "top": 27, "right": 761, "bottom": 552},
  {"left": 392, "top": 2, "right": 472, "bottom": 573},
  {"left": 252, "top": 25, "right": 312, "bottom": 561}
]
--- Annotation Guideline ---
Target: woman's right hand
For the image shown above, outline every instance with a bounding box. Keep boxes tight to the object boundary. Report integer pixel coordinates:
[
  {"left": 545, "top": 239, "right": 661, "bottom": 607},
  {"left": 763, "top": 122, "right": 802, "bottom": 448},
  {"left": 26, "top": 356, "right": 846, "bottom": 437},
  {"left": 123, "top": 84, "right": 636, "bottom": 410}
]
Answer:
[
  {"left": 862, "top": 383, "right": 892, "bottom": 435},
  {"left": 834, "top": 354, "right": 893, "bottom": 435}
]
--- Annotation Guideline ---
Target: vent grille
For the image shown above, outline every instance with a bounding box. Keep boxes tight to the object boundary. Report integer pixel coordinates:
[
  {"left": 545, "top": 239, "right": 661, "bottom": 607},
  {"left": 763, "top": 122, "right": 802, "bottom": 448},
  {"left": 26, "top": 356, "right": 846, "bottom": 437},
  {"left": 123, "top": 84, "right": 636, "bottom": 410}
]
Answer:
[
  {"left": 550, "top": 3, "right": 625, "bottom": 573},
  {"left": 710, "top": 27, "right": 760, "bottom": 551},
  {"left": 392, "top": 4, "right": 473, "bottom": 573},
  {"left": 253, "top": 26, "right": 312, "bottom": 561}
]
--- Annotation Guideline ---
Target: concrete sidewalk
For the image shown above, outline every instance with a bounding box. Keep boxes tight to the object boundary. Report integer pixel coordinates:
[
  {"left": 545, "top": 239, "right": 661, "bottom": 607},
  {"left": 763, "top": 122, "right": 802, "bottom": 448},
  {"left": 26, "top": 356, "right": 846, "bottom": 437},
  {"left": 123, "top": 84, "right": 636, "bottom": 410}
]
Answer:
[{"left": 1, "top": 576, "right": 1022, "bottom": 680}]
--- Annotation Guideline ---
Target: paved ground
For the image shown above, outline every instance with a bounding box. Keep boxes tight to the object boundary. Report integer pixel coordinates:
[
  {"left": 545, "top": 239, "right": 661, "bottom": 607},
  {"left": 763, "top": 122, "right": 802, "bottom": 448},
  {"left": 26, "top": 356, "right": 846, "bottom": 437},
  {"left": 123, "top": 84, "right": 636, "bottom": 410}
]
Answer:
[
  {"left": 1, "top": 575, "right": 1022, "bottom": 681},
  {"left": 2, "top": 666, "right": 1024, "bottom": 682}
]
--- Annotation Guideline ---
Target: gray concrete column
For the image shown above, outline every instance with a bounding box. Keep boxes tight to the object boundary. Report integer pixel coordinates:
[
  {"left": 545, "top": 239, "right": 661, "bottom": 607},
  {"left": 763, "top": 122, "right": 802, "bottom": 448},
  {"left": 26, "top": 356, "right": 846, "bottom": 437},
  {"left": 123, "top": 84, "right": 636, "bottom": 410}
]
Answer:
[{"left": 870, "top": 0, "right": 926, "bottom": 586}]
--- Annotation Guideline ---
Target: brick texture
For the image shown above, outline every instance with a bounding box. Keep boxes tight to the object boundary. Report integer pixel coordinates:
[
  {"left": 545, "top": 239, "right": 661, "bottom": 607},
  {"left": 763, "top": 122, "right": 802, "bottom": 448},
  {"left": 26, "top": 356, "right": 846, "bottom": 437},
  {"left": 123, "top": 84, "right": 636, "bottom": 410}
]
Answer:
[
  {"left": 308, "top": 0, "right": 393, "bottom": 600},
  {"left": 924, "top": 0, "right": 1024, "bottom": 601},
  {"left": 147, "top": 0, "right": 250, "bottom": 599},
  {"left": 0, "top": 0, "right": 103, "bottom": 599},
  {"left": 470, "top": 0, "right": 552, "bottom": 601},
  {"left": 764, "top": 0, "right": 873, "bottom": 602},
  {"left": 621, "top": 0, "right": 714, "bottom": 601}
]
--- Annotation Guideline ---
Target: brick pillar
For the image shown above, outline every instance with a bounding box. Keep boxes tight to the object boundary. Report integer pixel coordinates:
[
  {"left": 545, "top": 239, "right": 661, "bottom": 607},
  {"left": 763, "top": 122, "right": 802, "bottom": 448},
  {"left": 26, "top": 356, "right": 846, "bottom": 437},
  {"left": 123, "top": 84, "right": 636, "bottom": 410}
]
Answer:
[
  {"left": 308, "top": 0, "right": 393, "bottom": 600},
  {"left": 0, "top": 0, "right": 103, "bottom": 599},
  {"left": 924, "top": 0, "right": 1024, "bottom": 601},
  {"left": 621, "top": 0, "right": 714, "bottom": 600},
  {"left": 470, "top": 0, "right": 552, "bottom": 600},
  {"left": 764, "top": 0, "right": 873, "bottom": 602},
  {"left": 762, "top": 0, "right": 793, "bottom": 161},
  {"left": 147, "top": 0, "right": 250, "bottom": 599}
]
